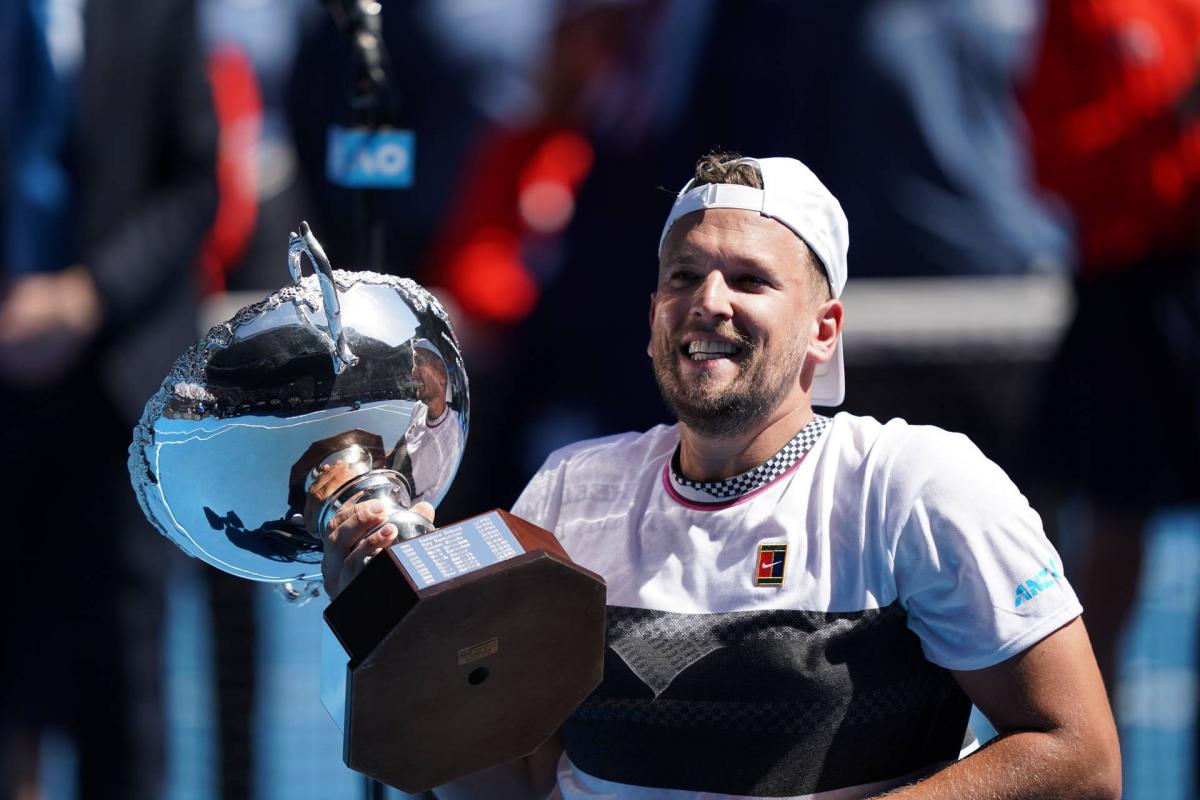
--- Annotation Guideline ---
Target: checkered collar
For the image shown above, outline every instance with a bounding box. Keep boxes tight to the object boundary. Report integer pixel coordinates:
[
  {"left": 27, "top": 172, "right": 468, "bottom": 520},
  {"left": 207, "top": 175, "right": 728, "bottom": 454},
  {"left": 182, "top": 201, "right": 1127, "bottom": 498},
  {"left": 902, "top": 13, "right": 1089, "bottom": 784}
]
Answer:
[{"left": 667, "top": 415, "right": 831, "bottom": 506}]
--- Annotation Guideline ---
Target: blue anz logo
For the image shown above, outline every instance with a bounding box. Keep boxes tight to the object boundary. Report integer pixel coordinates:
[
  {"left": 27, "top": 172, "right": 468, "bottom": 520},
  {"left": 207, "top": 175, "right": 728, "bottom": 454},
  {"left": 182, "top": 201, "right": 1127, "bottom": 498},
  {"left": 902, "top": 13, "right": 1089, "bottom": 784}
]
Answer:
[
  {"left": 1014, "top": 560, "right": 1063, "bottom": 608},
  {"left": 326, "top": 127, "right": 415, "bottom": 188}
]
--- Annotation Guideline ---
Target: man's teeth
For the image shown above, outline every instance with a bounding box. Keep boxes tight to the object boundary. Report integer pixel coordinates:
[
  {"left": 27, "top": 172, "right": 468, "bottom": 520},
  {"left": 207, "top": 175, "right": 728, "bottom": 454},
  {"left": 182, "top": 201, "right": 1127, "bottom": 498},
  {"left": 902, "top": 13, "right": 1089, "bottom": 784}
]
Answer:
[{"left": 687, "top": 340, "right": 739, "bottom": 360}]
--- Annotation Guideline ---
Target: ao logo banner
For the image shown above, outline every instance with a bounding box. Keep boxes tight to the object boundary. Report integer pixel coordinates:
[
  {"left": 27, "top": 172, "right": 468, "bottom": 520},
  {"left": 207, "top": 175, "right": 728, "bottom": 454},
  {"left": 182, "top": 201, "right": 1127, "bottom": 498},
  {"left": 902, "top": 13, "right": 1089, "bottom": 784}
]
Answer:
[{"left": 326, "top": 127, "right": 415, "bottom": 188}]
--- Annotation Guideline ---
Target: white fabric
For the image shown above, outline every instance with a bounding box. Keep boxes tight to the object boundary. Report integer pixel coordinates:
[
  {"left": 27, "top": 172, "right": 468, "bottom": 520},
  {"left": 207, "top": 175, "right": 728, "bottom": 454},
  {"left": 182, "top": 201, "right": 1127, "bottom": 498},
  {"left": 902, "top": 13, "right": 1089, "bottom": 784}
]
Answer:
[
  {"left": 513, "top": 412, "right": 1081, "bottom": 799},
  {"left": 656, "top": 157, "right": 849, "bottom": 406}
]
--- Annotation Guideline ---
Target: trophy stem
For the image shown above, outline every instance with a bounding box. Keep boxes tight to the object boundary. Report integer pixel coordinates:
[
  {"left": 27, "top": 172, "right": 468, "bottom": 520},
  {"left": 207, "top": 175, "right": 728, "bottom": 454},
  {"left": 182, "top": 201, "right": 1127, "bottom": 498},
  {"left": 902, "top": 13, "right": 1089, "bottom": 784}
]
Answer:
[{"left": 318, "top": 470, "right": 435, "bottom": 542}]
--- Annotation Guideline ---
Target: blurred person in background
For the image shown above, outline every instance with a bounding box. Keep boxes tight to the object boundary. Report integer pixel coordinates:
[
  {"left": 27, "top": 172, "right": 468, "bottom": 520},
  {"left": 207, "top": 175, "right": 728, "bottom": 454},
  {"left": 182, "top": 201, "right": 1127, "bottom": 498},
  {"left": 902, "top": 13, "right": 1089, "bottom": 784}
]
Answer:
[
  {"left": 0, "top": 0, "right": 217, "bottom": 797},
  {"left": 1022, "top": 0, "right": 1200, "bottom": 702},
  {"left": 416, "top": 0, "right": 707, "bottom": 519},
  {"left": 201, "top": 0, "right": 319, "bottom": 294},
  {"left": 665, "top": 0, "right": 1069, "bottom": 280},
  {"left": 285, "top": 0, "right": 545, "bottom": 528},
  {"left": 194, "top": 2, "right": 320, "bottom": 796}
]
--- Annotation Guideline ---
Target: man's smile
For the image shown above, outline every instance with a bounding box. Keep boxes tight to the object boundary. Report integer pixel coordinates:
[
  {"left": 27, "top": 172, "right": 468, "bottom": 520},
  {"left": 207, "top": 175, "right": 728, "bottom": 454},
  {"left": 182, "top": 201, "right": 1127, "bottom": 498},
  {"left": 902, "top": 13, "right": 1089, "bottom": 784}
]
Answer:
[{"left": 679, "top": 334, "right": 747, "bottom": 363}]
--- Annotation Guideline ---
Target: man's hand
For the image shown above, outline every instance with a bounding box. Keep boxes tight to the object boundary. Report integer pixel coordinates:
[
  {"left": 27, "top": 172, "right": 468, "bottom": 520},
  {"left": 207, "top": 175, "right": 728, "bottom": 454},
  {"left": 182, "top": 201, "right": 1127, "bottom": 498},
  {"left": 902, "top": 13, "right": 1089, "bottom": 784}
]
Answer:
[
  {"left": 306, "top": 460, "right": 435, "bottom": 598},
  {"left": 0, "top": 265, "right": 102, "bottom": 388}
]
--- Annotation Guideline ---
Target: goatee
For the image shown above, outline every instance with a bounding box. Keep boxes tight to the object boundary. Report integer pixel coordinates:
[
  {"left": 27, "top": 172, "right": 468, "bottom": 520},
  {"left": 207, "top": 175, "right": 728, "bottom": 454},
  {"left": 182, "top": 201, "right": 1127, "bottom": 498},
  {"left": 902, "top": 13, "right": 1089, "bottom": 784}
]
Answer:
[{"left": 651, "top": 336, "right": 802, "bottom": 438}]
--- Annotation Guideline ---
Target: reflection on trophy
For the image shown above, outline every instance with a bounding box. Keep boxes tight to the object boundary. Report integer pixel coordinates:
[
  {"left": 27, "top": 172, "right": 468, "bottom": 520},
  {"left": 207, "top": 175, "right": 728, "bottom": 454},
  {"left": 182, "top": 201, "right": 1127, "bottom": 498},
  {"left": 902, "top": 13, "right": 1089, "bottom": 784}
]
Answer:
[
  {"left": 129, "top": 223, "right": 606, "bottom": 792},
  {"left": 389, "top": 341, "right": 466, "bottom": 504}
]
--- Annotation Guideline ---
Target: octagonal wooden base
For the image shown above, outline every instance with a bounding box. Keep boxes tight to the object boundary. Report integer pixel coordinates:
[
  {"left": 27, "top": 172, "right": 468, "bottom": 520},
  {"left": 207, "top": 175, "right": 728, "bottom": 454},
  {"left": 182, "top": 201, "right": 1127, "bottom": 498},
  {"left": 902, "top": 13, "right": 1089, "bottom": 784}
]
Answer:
[{"left": 324, "top": 510, "right": 606, "bottom": 793}]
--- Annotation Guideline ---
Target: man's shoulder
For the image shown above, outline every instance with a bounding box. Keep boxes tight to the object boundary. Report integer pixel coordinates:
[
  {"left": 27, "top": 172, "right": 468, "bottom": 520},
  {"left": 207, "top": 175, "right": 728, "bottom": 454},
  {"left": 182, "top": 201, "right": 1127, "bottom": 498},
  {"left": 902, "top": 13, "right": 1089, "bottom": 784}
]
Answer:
[
  {"left": 537, "top": 424, "right": 678, "bottom": 476},
  {"left": 826, "top": 412, "right": 987, "bottom": 481},
  {"left": 827, "top": 411, "right": 964, "bottom": 454},
  {"left": 827, "top": 412, "right": 1022, "bottom": 536},
  {"left": 512, "top": 425, "right": 676, "bottom": 527}
]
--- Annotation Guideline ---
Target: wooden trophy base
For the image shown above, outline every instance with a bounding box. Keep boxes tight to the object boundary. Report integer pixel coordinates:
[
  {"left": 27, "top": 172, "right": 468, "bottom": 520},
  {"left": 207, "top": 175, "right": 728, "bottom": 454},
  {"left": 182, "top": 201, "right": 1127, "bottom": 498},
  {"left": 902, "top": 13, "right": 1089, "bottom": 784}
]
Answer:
[{"left": 324, "top": 509, "right": 606, "bottom": 792}]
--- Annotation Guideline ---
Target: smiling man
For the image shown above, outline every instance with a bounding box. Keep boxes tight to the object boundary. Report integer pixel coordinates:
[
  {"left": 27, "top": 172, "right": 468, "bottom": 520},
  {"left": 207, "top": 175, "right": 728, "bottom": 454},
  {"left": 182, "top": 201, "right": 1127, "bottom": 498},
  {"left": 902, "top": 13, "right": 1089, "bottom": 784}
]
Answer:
[{"left": 318, "top": 153, "right": 1120, "bottom": 799}]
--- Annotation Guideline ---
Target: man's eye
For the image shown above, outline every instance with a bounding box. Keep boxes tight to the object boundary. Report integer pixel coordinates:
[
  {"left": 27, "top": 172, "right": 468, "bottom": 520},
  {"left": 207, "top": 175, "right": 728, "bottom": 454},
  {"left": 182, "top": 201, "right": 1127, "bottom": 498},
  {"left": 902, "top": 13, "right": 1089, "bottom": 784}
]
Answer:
[
  {"left": 740, "top": 275, "right": 769, "bottom": 287},
  {"left": 669, "top": 270, "right": 698, "bottom": 282}
]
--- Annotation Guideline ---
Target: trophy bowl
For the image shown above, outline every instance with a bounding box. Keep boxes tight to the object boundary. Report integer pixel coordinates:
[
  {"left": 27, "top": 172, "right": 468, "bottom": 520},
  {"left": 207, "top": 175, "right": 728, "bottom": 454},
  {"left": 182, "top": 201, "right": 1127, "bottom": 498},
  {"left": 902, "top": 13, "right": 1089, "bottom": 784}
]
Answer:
[{"left": 128, "top": 223, "right": 468, "bottom": 583}]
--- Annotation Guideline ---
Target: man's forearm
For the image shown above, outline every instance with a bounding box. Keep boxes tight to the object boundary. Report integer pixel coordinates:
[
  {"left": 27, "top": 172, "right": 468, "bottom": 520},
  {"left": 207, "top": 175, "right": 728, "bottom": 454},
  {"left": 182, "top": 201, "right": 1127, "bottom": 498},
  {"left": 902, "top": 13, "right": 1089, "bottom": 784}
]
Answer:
[{"left": 876, "top": 729, "right": 1120, "bottom": 800}]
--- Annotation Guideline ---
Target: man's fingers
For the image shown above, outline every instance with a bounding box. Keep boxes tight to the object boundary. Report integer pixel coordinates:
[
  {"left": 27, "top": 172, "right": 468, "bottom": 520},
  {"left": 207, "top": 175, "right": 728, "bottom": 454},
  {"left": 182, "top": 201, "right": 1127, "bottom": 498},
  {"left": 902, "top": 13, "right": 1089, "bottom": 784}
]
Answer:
[
  {"left": 327, "top": 498, "right": 383, "bottom": 547},
  {"left": 322, "top": 553, "right": 340, "bottom": 598},
  {"left": 338, "top": 524, "right": 398, "bottom": 592},
  {"left": 326, "top": 497, "right": 433, "bottom": 536},
  {"left": 327, "top": 500, "right": 390, "bottom": 552},
  {"left": 328, "top": 493, "right": 368, "bottom": 533},
  {"left": 318, "top": 486, "right": 434, "bottom": 597}
]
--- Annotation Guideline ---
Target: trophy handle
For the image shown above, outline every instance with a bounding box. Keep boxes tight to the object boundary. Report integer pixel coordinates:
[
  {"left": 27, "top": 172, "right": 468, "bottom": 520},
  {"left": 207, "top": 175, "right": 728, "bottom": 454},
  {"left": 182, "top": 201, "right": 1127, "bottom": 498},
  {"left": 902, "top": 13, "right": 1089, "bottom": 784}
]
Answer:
[{"left": 288, "top": 220, "right": 359, "bottom": 374}]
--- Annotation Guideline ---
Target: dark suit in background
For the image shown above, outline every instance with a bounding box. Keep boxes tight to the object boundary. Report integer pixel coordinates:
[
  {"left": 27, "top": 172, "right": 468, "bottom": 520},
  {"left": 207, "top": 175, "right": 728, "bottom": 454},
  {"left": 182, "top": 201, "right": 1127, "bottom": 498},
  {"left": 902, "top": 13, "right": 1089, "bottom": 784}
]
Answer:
[{"left": 0, "top": 0, "right": 217, "bottom": 797}]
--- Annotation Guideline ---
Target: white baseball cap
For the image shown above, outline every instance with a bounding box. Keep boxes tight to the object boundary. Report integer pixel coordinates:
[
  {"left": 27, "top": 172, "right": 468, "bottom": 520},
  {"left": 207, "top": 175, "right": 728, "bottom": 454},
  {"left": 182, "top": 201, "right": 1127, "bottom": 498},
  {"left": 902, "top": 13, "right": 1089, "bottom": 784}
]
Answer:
[{"left": 657, "top": 156, "right": 849, "bottom": 407}]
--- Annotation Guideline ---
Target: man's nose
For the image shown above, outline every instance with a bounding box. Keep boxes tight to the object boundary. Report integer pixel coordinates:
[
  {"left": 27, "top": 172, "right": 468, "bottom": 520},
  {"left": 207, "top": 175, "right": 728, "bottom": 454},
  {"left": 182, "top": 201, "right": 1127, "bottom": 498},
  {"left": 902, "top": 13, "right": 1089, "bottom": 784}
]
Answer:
[{"left": 691, "top": 271, "right": 733, "bottom": 320}]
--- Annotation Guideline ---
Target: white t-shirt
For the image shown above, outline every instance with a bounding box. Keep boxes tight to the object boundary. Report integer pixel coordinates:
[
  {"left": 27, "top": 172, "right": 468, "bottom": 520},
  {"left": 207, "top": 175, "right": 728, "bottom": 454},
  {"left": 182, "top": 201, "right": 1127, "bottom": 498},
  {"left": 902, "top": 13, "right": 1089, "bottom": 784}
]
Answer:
[{"left": 512, "top": 412, "right": 1080, "bottom": 799}]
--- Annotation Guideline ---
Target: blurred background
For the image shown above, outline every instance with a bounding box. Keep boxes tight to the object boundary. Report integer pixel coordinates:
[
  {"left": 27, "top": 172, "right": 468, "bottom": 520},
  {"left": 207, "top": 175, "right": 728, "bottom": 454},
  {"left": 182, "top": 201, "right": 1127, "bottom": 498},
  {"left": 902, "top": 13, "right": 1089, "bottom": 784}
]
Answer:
[{"left": 2, "top": 0, "right": 1197, "bottom": 797}]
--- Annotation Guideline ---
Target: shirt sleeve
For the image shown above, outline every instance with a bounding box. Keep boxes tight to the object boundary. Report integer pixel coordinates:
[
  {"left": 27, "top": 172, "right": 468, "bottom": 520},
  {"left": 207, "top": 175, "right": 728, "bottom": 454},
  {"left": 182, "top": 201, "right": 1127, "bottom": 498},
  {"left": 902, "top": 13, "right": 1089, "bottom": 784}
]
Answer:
[
  {"left": 888, "top": 426, "right": 1083, "bottom": 671},
  {"left": 510, "top": 445, "right": 574, "bottom": 532}
]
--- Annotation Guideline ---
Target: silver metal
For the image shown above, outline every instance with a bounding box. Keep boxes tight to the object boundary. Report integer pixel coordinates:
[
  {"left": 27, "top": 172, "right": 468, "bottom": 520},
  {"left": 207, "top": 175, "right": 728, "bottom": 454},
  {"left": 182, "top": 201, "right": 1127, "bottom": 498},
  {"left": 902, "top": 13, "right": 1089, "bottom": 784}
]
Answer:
[
  {"left": 288, "top": 221, "right": 358, "bottom": 374},
  {"left": 305, "top": 445, "right": 373, "bottom": 493},
  {"left": 129, "top": 223, "right": 468, "bottom": 583},
  {"left": 277, "top": 580, "right": 323, "bottom": 606},
  {"left": 316, "top": 470, "right": 435, "bottom": 543}
]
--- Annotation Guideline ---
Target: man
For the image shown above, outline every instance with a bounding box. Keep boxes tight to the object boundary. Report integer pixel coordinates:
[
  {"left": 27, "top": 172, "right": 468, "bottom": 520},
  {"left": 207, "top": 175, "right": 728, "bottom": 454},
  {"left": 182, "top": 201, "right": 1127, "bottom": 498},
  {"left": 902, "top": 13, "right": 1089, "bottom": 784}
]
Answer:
[
  {"left": 1022, "top": 0, "right": 1200, "bottom": 705},
  {"left": 315, "top": 154, "right": 1120, "bottom": 798},
  {"left": 0, "top": 0, "right": 217, "bottom": 797}
]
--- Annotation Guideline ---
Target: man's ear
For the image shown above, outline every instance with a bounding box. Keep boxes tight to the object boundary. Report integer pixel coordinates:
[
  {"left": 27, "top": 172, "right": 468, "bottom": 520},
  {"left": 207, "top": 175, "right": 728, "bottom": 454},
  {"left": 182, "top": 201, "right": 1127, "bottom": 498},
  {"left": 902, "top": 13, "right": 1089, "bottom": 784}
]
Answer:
[
  {"left": 646, "top": 291, "right": 657, "bottom": 357},
  {"left": 807, "top": 299, "right": 844, "bottom": 364}
]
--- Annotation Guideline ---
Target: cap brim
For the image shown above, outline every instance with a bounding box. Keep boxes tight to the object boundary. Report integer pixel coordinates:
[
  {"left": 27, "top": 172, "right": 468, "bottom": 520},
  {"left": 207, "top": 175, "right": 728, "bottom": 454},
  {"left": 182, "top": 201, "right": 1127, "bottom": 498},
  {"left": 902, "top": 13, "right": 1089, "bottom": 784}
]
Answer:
[{"left": 811, "top": 335, "right": 844, "bottom": 407}]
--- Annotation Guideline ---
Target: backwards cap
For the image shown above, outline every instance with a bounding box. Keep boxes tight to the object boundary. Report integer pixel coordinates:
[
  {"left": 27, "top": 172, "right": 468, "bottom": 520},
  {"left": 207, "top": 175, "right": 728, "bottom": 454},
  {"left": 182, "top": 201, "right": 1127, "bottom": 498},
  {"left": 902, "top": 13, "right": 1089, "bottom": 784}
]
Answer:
[{"left": 657, "top": 156, "right": 849, "bottom": 406}]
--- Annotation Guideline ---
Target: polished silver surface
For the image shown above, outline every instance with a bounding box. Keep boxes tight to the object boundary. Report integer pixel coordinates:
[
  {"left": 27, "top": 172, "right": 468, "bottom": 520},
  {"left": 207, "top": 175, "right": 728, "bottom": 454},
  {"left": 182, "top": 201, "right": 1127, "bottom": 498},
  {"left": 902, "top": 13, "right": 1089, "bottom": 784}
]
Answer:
[
  {"left": 317, "top": 471, "right": 436, "bottom": 544},
  {"left": 129, "top": 224, "right": 468, "bottom": 583}
]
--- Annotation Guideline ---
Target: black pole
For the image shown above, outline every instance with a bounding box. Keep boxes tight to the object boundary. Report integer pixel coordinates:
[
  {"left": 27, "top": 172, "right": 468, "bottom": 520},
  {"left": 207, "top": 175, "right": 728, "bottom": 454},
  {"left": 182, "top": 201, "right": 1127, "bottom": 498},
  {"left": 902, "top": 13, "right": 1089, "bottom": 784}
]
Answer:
[{"left": 327, "top": 0, "right": 393, "bottom": 269}]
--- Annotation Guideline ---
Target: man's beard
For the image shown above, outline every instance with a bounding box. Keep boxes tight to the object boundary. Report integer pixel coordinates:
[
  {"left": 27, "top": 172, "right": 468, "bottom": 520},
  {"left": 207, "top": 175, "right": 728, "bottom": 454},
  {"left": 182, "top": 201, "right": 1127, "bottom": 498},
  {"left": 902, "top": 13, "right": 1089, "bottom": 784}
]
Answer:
[{"left": 651, "top": 328, "right": 804, "bottom": 438}]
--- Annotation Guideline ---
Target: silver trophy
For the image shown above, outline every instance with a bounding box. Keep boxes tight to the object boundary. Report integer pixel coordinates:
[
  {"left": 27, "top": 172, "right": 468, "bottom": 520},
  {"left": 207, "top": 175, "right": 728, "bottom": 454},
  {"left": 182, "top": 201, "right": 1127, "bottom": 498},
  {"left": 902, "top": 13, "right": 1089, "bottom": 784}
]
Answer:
[
  {"left": 129, "top": 223, "right": 604, "bottom": 792},
  {"left": 129, "top": 222, "right": 467, "bottom": 591}
]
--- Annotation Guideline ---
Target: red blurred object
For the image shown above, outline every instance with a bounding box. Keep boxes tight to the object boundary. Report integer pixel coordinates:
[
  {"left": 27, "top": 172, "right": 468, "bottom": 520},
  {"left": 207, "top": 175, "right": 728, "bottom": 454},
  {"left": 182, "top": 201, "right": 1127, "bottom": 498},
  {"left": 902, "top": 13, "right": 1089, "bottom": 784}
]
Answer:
[
  {"left": 442, "top": 227, "right": 539, "bottom": 324},
  {"left": 1022, "top": 0, "right": 1200, "bottom": 272},
  {"left": 198, "top": 45, "right": 262, "bottom": 294},
  {"left": 425, "top": 125, "right": 594, "bottom": 325}
]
